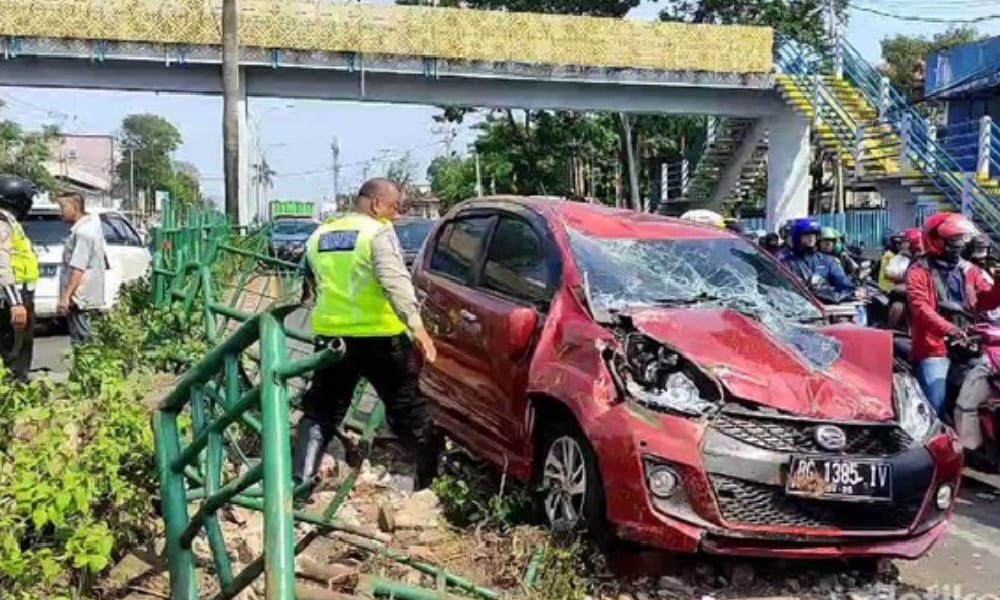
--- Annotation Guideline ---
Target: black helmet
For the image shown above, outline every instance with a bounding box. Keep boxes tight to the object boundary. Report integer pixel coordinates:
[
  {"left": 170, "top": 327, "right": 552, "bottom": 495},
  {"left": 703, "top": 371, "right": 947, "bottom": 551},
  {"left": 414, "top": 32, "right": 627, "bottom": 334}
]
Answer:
[{"left": 0, "top": 175, "right": 37, "bottom": 220}]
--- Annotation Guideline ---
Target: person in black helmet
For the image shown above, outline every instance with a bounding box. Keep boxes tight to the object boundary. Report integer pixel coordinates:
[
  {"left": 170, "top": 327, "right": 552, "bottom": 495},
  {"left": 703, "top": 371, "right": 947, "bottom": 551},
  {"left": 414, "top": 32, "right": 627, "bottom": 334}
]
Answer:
[{"left": 0, "top": 175, "right": 40, "bottom": 382}]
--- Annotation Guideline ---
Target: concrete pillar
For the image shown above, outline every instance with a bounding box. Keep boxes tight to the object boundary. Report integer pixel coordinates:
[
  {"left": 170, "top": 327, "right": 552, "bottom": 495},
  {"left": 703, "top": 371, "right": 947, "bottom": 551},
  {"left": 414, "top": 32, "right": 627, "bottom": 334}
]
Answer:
[
  {"left": 765, "top": 109, "right": 811, "bottom": 231},
  {"left": 237, "top": 68, "right": 252, "bottom": 226},
  {"left": 881, "top": 183, "right": 918, "bottom": 230}
]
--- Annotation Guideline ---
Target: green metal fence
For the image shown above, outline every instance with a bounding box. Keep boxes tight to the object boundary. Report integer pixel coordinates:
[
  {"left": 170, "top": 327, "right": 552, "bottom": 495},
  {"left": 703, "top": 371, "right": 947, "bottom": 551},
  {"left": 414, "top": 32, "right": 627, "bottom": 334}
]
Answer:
[{"left": 149, "top": 201, "right": 501, "bottom": 600}]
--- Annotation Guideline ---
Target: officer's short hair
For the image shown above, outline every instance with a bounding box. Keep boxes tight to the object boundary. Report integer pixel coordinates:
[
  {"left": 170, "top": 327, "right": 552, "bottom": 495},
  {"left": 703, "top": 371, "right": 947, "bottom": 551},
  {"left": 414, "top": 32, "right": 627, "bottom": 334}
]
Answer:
[
  {"left": 57, "top": 191, "right": 86, "bottom": 213},
  {"left": 357, "top": 178, "right": 398, "bottom": 202}
]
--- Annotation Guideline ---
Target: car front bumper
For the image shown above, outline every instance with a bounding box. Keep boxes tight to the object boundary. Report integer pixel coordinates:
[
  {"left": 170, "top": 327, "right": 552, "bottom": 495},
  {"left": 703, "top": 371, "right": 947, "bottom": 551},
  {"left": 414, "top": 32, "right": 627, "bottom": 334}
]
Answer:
[{"left": 591, "top": 405, "right": 962, "bottom": 559}]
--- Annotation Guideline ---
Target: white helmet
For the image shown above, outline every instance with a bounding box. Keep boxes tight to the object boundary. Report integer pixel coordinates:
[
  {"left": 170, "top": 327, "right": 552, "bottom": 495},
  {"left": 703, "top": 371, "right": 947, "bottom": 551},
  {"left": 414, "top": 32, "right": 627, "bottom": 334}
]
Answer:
[{"left": 680, "top": 209, "right": 725, "bottom": 229}]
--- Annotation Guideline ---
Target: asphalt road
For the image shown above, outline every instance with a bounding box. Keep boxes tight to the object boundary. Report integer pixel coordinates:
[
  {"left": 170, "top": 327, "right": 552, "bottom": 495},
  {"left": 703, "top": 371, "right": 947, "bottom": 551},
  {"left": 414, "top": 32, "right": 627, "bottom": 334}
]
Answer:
[
  {"left": 30, "top": 329, "right": 70, "bottom": 382},
  {"left": 25, "top": 329, "right": 1000, "bottom": 598}
]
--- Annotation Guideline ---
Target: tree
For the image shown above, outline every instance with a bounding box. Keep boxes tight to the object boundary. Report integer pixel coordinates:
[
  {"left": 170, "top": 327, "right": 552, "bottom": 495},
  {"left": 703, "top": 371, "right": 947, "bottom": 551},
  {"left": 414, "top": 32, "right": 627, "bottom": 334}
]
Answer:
[
  {"left": 0, "top": 100, "right": 58, "bottom": 190},
  {"left": 385, "top": 151, "right": 419, "bottom": 192},
  {"left": 660, "top": 0, "right": 848, "bottom": 51},
  {"left": 427, "top": 155, "right": 476, "bottom": 210},
  {"left": 880, "top": 26, "right": 982, "bottom": 103},
  {"left": 165, "top": 170, "right": 201, "bottom": 206},
  {"left": 117, "top": 114, "right": 182, "bottom": 204}
]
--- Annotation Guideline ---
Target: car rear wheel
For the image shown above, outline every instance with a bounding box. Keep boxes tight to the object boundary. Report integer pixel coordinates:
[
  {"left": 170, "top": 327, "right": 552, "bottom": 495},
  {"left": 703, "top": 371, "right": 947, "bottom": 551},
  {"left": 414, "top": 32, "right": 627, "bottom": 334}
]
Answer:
[{"left": 538, "top": 421, "right": 608, "bottom": 541}]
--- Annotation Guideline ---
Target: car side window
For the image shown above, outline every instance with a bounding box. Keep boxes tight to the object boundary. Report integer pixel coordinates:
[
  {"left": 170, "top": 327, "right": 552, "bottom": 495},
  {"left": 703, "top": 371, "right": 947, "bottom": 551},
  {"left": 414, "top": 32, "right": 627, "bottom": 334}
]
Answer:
[
  {"left": 481, "top": 217, "right": 551, "bottom": 303},
  {"left": 100, "top": 216, "right": 126, "bottom": 245},
  {"left": 428, "top": 216, "right": 492, "bottom": 282},
  {"left": 113, "top": 216, "right": 143, "bottom": 246}
]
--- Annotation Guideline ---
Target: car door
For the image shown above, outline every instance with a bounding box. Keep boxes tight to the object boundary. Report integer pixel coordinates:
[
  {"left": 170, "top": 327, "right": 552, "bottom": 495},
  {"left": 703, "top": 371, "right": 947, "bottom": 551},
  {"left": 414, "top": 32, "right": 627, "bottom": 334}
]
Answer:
[
  {"left": 414, "top": 212, "right": 501, "bottom": 460},
  {"left": 458, "top": 212, "right": 558, "bottom": 469}
]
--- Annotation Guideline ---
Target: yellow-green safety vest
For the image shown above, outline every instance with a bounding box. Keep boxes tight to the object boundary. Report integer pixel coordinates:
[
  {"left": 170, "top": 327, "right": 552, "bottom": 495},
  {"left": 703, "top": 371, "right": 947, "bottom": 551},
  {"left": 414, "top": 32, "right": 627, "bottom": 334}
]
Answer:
[
  {"left": 305, "top": 212, "right": 407, "bottom": 338},
  {"left": 0, "top": 211, "right": 39, "bottom": 285}
]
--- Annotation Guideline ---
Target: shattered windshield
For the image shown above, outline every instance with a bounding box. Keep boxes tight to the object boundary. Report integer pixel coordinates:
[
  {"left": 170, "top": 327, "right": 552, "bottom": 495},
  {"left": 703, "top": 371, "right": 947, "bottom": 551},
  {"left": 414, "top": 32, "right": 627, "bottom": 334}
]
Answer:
[
  {"left": 569, "top": 229, "right": 824, "bottom": 323},
  {"left": 569, "top": 230, "right": 839, "bottom": 368}
]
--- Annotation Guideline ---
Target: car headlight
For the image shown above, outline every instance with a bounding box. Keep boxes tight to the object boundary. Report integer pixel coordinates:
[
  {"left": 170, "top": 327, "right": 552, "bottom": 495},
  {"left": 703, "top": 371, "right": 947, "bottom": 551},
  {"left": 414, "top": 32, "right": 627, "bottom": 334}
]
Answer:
[
  {"left": 893, "top": 372, "right": 938, "bottom": 442},
  {"left": 625, "top": 372, "right": 718, "bottom": 416}
]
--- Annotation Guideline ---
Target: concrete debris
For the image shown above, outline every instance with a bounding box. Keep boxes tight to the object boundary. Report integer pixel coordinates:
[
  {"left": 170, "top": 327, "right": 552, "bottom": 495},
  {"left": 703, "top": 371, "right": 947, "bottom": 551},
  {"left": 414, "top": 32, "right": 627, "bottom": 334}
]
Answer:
[{"left": 391, "top": 489, "right": 442, "bottom": 530}]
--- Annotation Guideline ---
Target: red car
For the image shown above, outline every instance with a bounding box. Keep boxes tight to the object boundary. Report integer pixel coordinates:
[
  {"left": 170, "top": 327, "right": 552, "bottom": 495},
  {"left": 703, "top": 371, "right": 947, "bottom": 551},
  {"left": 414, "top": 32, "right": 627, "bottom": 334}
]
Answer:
[{"left": 412, "top": 197, "right": 962, "bottom": 559}]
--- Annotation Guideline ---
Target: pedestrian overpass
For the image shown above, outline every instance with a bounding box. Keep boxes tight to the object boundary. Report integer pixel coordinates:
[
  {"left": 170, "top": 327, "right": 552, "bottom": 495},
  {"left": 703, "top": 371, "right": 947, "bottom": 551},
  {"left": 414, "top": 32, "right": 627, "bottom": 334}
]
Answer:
[
  {"left": 1, "top": 0, "right": 998, "bottom": 238},
  {"left": 0, "top": 0, "right": 809, "bottom": 225}
]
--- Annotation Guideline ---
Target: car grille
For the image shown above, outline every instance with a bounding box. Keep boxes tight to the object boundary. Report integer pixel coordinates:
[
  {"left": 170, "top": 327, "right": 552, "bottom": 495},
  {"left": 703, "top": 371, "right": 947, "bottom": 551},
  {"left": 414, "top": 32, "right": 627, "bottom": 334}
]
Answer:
[
  {"left": 710, "top": 475, "right": 924, "bottom": 531},
  {"left": 711, "top": 413, "right": 912, "bottom": 456}
]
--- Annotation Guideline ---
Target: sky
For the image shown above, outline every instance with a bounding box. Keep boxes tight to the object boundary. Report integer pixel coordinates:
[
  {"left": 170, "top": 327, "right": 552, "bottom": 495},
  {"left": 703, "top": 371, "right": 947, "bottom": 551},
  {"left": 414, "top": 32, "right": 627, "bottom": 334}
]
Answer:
[{"left": 2, "top": 1, "right": 1000, "bottom": 208}]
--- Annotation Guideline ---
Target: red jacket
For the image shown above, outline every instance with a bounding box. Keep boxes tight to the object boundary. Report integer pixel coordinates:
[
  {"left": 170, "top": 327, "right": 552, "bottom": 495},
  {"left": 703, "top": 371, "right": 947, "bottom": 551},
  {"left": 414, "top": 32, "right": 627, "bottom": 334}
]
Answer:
[{"left": 906, "top": 258, "right": 1000, "bottom": 361}]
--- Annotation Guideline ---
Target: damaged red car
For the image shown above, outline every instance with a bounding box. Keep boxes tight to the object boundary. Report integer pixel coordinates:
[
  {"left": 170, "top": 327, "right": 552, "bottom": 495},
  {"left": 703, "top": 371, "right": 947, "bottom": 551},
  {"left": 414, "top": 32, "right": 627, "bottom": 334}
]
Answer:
[{"left": 412, "top": 197, "right": 962, "bottom": 559}]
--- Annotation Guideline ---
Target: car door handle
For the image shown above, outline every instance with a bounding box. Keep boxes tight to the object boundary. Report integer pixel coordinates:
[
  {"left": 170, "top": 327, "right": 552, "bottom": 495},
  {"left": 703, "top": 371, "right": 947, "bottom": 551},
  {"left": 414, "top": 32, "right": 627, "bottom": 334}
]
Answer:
[{"left": 459, "top": 309, "right": 477, "bottom": 323}]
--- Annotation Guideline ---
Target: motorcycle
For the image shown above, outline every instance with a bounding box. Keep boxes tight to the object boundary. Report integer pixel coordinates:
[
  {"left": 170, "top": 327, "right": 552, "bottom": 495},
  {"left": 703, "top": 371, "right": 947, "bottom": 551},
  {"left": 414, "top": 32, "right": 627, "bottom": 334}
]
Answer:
[
  {"left": 938, "top": 302, "right": 1000, "bottom": 472},
  {"left": 809, "top": 274, "right": 868, "bottom": 325}
]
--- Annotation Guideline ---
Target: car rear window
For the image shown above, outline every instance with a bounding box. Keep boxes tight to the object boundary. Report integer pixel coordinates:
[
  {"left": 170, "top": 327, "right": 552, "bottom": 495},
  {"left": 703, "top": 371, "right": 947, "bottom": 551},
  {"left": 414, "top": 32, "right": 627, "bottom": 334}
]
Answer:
[
  {"left": 395, "top": 220, "right": 435, "bottom": 253},
  {"left": 23, "top": 215, "right": 71, "bottom": 246},
  {"left": 429, "top": 216, "right": 492, "bottom": 281}
]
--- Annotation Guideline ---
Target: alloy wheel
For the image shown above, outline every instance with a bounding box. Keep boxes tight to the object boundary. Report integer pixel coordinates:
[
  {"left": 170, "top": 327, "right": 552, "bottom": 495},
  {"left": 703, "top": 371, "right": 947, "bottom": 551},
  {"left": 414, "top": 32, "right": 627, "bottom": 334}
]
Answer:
[{"left": 542, "top": 435, "right": 588, "bottom": 530}]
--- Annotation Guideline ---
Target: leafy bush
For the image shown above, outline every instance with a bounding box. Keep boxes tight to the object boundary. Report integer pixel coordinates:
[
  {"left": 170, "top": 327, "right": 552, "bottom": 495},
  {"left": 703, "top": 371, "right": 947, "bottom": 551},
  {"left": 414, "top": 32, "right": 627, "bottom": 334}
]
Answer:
[
  {"left": 0, "top": 279, "right": 194, "bottom": 598},
  {"left": 432, "top": 470, "right": 536, "bottom": 530}
]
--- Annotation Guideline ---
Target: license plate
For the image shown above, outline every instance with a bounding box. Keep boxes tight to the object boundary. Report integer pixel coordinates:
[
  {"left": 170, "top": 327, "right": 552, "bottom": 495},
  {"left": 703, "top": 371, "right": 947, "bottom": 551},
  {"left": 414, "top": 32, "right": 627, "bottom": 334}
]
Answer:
[
  {"left": 786, "top": 456, "right": 892, "bottom": 501},
  {"left": 39, "top": 265, "right": 57, "bottom": 277}
]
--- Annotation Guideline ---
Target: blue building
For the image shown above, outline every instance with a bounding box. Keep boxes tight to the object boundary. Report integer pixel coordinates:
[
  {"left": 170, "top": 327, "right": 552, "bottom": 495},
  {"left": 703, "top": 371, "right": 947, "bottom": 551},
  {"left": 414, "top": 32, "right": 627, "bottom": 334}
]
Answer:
[{"left": 926, "top": 36, "right": 1000, "bottom": 175}]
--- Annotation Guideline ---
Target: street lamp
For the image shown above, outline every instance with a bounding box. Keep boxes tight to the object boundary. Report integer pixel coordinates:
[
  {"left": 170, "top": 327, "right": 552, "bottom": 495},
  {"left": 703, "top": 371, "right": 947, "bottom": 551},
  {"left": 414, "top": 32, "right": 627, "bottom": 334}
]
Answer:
[{"left": 248, "top": 103, "right": 294, "bottom": 156}]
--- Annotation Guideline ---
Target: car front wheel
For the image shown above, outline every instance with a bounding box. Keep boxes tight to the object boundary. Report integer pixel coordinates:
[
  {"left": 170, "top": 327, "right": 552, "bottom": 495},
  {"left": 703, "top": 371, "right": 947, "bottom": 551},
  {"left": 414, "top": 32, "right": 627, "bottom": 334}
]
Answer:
[{"left": 538, "top": 421, "right": 608, "bottom": 540}]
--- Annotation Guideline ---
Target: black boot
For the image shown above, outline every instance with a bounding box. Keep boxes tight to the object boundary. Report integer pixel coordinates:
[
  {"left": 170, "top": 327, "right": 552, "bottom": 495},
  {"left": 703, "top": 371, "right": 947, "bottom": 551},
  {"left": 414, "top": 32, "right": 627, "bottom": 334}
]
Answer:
[
  {"left": 413, "top": 430, "right": 443, "bottom": 491},
  {"left": 292, "top": 417, "right": 332, "bottom": 486}
]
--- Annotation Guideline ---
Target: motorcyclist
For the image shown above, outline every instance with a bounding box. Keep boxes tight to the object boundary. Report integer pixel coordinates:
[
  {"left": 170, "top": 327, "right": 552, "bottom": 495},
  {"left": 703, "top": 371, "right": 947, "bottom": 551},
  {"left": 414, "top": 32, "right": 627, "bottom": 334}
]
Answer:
[
  {"left": 760, "top": 232, "right": 783, "bottom": 256},
  {"left": 883, "top": 227, "right": 922, "bottom": 331},
  {"left": 679, "top": 209, "right": 725, "bottom": 229},
  {"left": 962, "top": 234, "right": 998, "bottom": 272},
  {"left": 878, "top": 231, "right": 904, "bottom": 293},
  {"left": 818, "top": 227, "right": 859, "bottom": 279},
  {"left": 962, "top": 234, "right": 1000, "bottom": 325},
  {"left": 906, "top": 213, "right": 1000, "bottom": 418},
  {"left": 781, "top": 218, "right": 855, "bottom": 294}
]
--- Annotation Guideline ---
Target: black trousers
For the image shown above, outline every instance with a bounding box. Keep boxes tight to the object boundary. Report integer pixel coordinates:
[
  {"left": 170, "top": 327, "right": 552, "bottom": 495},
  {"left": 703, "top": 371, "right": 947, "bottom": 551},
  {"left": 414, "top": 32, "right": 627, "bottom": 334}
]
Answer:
[
  {"left": 0, "top": 290, "right": 35, "bottom": 382},
  {"left": 295, "top": 333, "right": 437, "bottom": 486}
]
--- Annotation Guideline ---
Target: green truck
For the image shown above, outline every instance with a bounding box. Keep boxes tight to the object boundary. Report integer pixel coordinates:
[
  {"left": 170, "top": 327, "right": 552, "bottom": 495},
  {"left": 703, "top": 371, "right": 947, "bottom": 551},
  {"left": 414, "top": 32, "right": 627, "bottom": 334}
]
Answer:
[{"left": 268, "top": 200, "right": 318, "bottom": 262}]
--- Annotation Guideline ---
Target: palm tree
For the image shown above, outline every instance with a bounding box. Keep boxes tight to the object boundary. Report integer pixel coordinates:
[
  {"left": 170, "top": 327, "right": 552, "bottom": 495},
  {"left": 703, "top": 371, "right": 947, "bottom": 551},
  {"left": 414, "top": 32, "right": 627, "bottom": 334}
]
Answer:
[{"left": 252, "top": 159, "right": 276, "bottom": 218}]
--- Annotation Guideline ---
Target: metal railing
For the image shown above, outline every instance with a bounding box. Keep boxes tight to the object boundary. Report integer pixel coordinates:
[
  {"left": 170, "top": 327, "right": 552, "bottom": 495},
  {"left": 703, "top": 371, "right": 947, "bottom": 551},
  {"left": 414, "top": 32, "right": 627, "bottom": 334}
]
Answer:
[
  {"left": 775, "top": 35, "right": 1000, "bottom": 238},
  {"left": 150, "top": 200, "right": 506, "bottom": 600}
]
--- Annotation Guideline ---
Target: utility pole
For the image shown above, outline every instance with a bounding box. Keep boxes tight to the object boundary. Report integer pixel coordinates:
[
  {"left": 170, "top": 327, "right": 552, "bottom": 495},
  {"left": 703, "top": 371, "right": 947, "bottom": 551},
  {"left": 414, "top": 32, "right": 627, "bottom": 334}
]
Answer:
[
  {"left": 474, "top": 152, "right": 483, "bottom": 197},
  {"left": 620, "top": 113, "right": 640, "bottom": 211},
  {"left": 128, "top": 147, "right": 135, "bottom": 214},
  {"left": 330, "top": 137, "right": 340, "bottom": 204},
  {"left": 222, "top": 0, "right": 241, "bottom": 222}
]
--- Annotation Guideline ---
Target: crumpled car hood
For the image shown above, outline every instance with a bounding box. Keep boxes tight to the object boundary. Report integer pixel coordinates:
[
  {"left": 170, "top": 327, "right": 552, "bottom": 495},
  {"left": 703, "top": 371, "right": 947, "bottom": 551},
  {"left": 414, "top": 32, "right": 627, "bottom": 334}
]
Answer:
[{"left": 628, "top": 307, "right": 895, "bottom": 421}]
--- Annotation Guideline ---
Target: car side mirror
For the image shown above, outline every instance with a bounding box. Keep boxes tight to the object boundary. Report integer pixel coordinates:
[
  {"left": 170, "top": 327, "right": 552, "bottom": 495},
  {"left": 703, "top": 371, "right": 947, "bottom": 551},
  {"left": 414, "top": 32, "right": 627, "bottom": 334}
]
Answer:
[{"left": 506, "top": 307, "right": 538, "bottom": 356}]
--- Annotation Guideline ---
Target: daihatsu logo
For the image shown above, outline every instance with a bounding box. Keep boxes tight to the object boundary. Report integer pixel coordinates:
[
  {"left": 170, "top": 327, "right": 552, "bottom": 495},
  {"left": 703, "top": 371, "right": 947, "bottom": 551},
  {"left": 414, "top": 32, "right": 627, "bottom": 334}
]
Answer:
[{"left": 814, "top": 425, "right": 847, "bottom": 451}]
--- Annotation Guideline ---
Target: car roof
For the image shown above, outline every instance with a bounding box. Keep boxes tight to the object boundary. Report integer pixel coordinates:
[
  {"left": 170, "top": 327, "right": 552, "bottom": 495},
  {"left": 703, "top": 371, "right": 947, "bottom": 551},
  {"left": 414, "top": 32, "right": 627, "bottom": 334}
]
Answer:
[
  {"left": 394, "top": 216, "right": 435, "bottom": 225},
  {"left": 453, "top": 196, "right": 734, "bottom": 240}
]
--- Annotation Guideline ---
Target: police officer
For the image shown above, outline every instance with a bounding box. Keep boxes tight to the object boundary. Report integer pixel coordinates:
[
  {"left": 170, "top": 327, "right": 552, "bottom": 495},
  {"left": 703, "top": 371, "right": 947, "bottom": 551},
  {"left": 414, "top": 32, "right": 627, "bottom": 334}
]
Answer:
[
  {"left": 0, "top": 175, "right": 40, "bottom": 382},
  {"left": 293, "top": 178, "right": 439, "bottom": 491}
]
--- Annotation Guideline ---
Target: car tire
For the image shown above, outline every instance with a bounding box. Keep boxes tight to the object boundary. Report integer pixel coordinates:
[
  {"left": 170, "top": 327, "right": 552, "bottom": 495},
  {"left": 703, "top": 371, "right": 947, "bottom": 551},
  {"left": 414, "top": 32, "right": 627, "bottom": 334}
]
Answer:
[{"left": 536, "top": 419, "right": 610, "bottom": 544}]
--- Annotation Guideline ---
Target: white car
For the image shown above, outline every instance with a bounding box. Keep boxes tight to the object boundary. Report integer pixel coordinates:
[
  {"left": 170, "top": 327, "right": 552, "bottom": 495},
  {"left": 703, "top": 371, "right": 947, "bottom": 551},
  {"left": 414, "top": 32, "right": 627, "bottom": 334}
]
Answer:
[{"left": 22, "top": 203, "right": 152, "bottom": 320}]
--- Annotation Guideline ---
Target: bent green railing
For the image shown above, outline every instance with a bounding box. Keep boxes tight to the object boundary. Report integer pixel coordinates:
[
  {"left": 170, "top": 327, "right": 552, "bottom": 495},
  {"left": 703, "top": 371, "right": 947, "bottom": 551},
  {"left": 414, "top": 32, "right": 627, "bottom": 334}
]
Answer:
[{"left": 150, "top": 201, "right": 500, "bottom": 600}]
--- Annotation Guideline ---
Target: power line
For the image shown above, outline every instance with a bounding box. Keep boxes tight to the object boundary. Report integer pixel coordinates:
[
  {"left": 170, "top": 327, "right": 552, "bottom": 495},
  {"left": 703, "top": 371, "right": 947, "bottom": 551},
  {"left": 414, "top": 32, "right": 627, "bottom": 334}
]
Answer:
[{"left": 850, "top": 2, "right": 1000, "bottom": 23}]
